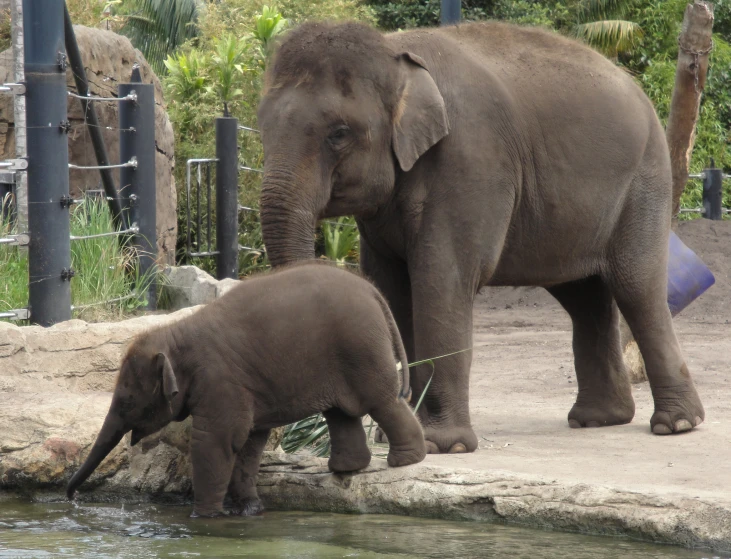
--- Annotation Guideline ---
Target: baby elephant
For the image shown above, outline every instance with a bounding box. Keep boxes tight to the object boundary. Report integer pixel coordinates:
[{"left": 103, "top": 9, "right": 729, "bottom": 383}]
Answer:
[{"left": 66, "top": 262, "right": 426, "bottom": 517}]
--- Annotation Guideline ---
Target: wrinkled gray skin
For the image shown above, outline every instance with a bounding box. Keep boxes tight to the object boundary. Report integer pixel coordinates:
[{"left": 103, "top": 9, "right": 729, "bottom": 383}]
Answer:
[
  {"left": 257, "top": 21, "right": 705, "bottom": 454},
  {"left": 66, "top": 263, "right": 426, "bottom": 517}
]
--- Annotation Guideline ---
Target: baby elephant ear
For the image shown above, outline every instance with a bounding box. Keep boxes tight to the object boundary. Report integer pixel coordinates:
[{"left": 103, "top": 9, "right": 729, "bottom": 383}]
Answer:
[
  {"left": 392, "top": 52, "right": 450, "bottom": 172},
  {"left": 157, "top": 353, "right": 179, "bottom": 402}
]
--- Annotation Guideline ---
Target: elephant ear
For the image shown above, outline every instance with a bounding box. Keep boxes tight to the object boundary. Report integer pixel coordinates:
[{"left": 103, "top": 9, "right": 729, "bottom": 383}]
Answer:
[
  {"left": 392, "top": 52, "right": 450, "bottom": 172},
  {"left": 157, "top": 352, "right": 179, "bottom": 402}
]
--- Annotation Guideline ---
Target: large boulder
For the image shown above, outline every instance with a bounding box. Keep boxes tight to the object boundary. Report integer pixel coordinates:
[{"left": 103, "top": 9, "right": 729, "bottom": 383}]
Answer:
[{"left": 0, "top": 25, "right": 176, "bottom": 265}]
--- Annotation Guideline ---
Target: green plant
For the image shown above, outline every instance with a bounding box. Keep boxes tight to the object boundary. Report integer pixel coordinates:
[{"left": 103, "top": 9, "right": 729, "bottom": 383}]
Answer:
[
  {"left": 253, "top": 5, "right": 288, "bottom": 67},
  {"left": 164, "top": 50, "right": 208, "bottom": 103},
  {"left": 1, "top": 197, "right": 153, "bottom": 323},
  {"left": 320, "top": 217, "right": 360, "bottom": 265},
  {"left": 119, "top": 0, "right": 200, "bottom": 75},
  {"left": 210, "top": 34, "right": 248, "bottom": 116}
]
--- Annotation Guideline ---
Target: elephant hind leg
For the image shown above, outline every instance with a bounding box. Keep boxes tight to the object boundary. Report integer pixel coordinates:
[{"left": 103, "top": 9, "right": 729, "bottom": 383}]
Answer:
[
  {"left": 323, "top": 408, "right": 372, "bottom": 473},
  {"left": 369, "top": 399, "right": 427, "bottom": 467},
  {"left": 548, "top": 276, "right": 635, "bottom": 428}
]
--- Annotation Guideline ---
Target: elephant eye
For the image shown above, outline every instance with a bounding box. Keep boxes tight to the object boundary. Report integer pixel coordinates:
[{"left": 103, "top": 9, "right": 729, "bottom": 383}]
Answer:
[{"left": 328, "top": 126, "right": 351, "bottom": 144}]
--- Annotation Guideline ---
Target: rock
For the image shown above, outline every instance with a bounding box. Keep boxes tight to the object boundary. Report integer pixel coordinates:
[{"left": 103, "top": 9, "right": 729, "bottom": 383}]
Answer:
[
  {"left": 0, "top": 306, "right": 202, "bottom": 393},
  {"left": 162, "top": 265, "right": 220, "bottom": 310},
  {"left": 0, "top": 25, "right": 176, "bottom": 265},
  {"left": 620, "top": 316, "right": 648, "bottom": 384},
  {"left": 216, "top": 277, "right": 241, "bottom": 298}
]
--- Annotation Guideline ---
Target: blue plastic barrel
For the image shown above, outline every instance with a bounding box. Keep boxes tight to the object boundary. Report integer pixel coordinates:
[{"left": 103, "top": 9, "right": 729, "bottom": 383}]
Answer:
[{"left": 667, "top": 230, "right": 715, "bottom": 317}]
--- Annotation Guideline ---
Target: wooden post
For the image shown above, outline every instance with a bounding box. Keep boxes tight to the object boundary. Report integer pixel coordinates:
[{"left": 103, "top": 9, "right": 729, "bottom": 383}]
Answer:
[
  {"left": 10, "top": 0, "right": 27, "bottom": 239},
  {"left": 666, "top": 1, "right": 714, "bottom": 218}
]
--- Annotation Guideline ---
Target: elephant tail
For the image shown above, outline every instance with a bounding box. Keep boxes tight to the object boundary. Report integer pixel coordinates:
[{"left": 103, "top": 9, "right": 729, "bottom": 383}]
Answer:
[{"left": 374, "top": 290, "right": 411, "bottom": 402}]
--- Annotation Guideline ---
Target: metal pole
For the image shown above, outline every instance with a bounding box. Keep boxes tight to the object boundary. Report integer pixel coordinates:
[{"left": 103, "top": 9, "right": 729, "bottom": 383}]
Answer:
[
  {"left": 24, "top": 0, "right": 72, "bottom": 326},
  {"left": 216, "top": 117, "right": 239, "bottom": 280},
  {"left": 702, "top": 161, "right": 723, "bottom": 221},
  {"left": 63, "top": 3, "right": 127, "bottom": 231},
  {"left": 441, "top": 0, "right": 461, "bottom": 25},
  {"left": 119, "top": 80, "right": 157, "bottom": 309}
]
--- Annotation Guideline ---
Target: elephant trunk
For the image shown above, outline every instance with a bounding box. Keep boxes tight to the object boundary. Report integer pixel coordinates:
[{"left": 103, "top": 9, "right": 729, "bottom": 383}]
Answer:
[
  {"left": 66, "top": 413, "right": 126, "bottom": 500},
  {"left": 260, "top": 166, "right": 318, "bottom": 267}
]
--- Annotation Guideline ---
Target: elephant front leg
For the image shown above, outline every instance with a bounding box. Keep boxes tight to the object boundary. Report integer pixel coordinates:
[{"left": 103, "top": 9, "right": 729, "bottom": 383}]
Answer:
[
  {"left": 410, "top": 277, "right": 478, "bottom": 454},
  {"left": 190, "top": 415, "right": 242, "bottom": 518},
  {"left": 227, "top": 429, "right": 270, "bottom": 516}
]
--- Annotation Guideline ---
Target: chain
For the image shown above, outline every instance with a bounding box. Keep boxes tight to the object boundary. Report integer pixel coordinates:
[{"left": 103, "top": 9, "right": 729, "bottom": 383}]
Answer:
[{"left": 678, "top": 38, "right": 713, "bottom": 93}]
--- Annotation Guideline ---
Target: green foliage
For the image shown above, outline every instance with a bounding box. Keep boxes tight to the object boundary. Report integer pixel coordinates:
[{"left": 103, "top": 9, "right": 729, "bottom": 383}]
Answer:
[
  {"left": 320, "top": 217, "right": 360, "bottom": 264},
  {"left": 118, "top": 0, "right": 200, "bottom": 75},
  {"left": 210, "top": 34, "right": 248, "bottom": 114},
  {"left": 491, "top": 0, "right": 563, "bottom": 28},
  {"left": 1, "top": 197, "right": 150, "bottom": 324},
  {"left": 164, "top": 50, "right": 208, "bottom": 102},
  {"left": 253, "top": 5, "right": 289, "bottom": 66},
  {"left": 0, "top": 8, "right": 11, "bottom": 52},
  {"left": 574, "top": 19, "right": 642, "bottom": 55}
]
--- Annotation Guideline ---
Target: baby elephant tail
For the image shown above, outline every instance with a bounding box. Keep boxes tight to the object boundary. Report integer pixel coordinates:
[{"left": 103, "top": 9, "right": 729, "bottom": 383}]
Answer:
[{"left": 374, "top": 290, "right": 411, "bottom": 402}]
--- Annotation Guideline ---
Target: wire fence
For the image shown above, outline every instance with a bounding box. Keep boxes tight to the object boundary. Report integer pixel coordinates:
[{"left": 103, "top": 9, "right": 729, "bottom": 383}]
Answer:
[{"left": 1, "top": 6, "right": 158, "bottom": 325}]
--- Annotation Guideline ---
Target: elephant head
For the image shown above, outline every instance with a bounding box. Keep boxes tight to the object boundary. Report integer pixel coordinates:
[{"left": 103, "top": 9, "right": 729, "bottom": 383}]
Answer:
[
  {"left": 257, "top": 21, "right": 449, "bottom": 266},
  {"left": 66, "top": 340, "right": 181, "bottom": 499}
]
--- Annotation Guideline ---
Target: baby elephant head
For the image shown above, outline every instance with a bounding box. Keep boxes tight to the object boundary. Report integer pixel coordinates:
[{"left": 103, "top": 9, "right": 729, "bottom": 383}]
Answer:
[{"left": 66, "top": 342, "right": 181, "bottom": 500}]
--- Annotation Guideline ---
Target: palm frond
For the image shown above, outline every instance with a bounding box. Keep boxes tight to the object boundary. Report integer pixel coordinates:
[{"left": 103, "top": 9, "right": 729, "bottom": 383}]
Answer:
[
  {"left": 579, "top": 0, "right": 636, "bottom": 22},
  {"left": 574, "top": 20, "right": 643, "bottom": 56},
  {"left": 121, "top": 0, "right": 200, "bottom": 75}
]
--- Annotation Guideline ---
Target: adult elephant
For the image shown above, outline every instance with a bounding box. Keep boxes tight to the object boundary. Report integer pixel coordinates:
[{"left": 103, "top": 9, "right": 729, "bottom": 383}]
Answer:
[{"left": 256, "top": 20, "right": 705, "bottom": 454}]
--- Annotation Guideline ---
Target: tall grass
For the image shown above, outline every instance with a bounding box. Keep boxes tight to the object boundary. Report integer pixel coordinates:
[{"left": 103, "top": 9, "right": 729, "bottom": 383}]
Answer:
[{"left": 1, "top": 196, "right": 151, "bottom": 324}]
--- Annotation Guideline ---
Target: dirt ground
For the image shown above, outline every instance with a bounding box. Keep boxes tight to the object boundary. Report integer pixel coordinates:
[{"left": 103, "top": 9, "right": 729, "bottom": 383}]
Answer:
[{"left": 424, "top": 219, "right": 731, "bottom": 504}]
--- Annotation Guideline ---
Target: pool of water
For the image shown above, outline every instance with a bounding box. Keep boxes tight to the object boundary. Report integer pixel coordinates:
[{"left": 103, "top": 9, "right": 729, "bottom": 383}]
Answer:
[{"left": 0, "top": 501, "right": 727, "bottom": 559}]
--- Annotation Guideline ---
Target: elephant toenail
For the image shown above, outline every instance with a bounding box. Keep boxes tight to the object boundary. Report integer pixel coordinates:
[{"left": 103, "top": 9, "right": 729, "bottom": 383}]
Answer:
[
  {"left": 449, "top": 443, "right": 467, "bottom": 453},
  {"left": 425, "top": 441, "right": 440, "bottom": 454},
  {"left": 586, "top": 421, "right": 601, "bottom": 428},
  {"left": 652, "top": 424, "right": 673, "bottom": 435},
  {"left": 694, "top": 416, "right": 703, "bottom": 427},
  {"left": 568, "top": 419, "right": 582, "bottom": 429},
  {"left": 674, "top": 419, "right": 693, "bottom": 432}
]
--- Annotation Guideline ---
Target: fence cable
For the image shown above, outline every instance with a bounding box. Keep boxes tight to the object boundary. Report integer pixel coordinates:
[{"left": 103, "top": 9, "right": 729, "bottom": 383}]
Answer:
[
  {"left": 69, "top": 157, "right": 137, "bottom": 171},
  {"left": 71, "top": 292, "right": 140, "bottom": 311},
  {"left": 67, "top": 90, "right": 138, "bottom": 103},
  {"left": 239, "top": 164, "right": 263, "bottom": 174},
  {"left": 238, "top": 125, "right": 260, "bottom": 133},
  {"left": 70, "top": 224, "right": 138, "bottom": 241}
]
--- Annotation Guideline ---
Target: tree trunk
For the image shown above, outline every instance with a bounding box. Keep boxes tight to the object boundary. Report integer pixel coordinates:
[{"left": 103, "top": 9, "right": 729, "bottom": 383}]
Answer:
[{"left": 666, "top": 1, "right": 715, "bottom": 219}]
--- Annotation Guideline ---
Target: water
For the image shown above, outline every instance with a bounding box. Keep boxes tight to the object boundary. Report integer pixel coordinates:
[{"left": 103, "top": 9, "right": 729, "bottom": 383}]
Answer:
[{"left": 0, "top": 501, "right": 726, "bottom": 559}]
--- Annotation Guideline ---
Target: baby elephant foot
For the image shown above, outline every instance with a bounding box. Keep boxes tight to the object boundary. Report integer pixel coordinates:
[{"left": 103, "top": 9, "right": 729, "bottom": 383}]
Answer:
[
  {"left": 387, "top": 441, "right": 426, "bottom": 467},
  {"left": 328, "top": 448, "right": 371, "bottom": 473},
  {"left": 190, "top": 508, "right": 228, "bottom": 519},
  {"left": 233, "top": 498, "right": 264, "bottom": 516},
  {"left": 423, "top": 426, "right": 478, "bottom": 454},
  {"left": 650, "top": 382, "right": 705, "bottom": 435}
]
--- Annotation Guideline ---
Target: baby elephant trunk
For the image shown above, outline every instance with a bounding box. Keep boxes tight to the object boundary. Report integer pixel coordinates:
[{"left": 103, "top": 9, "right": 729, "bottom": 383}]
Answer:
[{"left": 66, "top": 414, "right": 126, "bottom": 500}]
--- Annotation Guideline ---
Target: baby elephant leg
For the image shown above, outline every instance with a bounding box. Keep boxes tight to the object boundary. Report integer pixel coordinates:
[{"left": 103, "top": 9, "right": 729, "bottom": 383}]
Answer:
[
  {"left": 369, "top": 399, "right": 426, "bottom": 467},
  {"left": 324, "top": 408, "right": 371, "bottom": 473},
  {"left": 227, "top": 429, "right": 270, "bottom": 516}
]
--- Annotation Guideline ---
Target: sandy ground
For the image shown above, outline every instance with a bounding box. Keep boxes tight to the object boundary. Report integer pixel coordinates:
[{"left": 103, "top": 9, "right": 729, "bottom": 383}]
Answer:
[{"left": 421, "top": 285, "right": 731, "bottom": 505}]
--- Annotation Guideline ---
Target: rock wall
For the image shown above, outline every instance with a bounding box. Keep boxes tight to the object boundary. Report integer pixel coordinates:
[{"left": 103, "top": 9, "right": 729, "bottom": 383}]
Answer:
[{"left": 0, "top": 25, "right": 177, "bottom": 265}]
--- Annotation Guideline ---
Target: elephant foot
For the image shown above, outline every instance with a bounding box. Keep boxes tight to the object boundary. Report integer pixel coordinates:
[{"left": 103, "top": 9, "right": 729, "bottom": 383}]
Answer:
[
  {"left": 190, "top": 508, "right": 228, "bottom": 519},
  {"left": 387, "top": 439, "right": 427, "bottom": 467},
  {"left": 328, "top": 447, "right": 371, "bottom": 473},
  {"left": 649, "top": 382, "right": 704, "bottom": 435},
  {"left": 422, "top": 425, "right": 478, "bottom": 454},
  {"left": 232, "top": 498, "right": 265, "bottom": 516},
  {"left": 569, "top": 400, "right": 635, "bottom": 429}
]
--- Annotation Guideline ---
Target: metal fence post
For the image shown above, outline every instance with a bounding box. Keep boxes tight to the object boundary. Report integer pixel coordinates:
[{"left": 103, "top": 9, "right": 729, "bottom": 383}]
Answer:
[
  {"left": 24, "top": 0, "right": 71, "bottom": 326},
  {"left": 702, "top": 160, "right": 723, "bottom": 221},
  {"left": 216, "top": 117, "right": 239, "bottom": 280},
  {"left": 119, "top": 79, "right": 157, "bottom": 309},
  {"left": 441, "top": 0, "right": 461, "bottom": 25}
]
